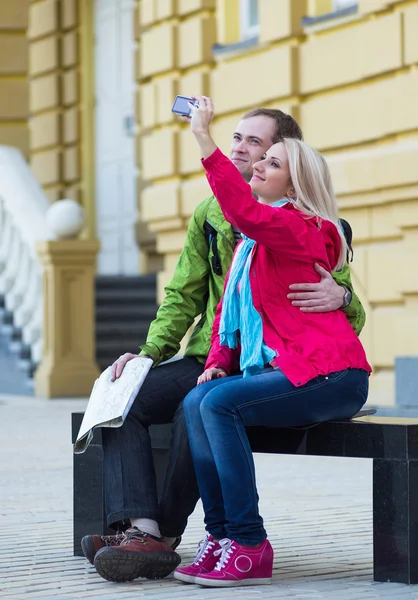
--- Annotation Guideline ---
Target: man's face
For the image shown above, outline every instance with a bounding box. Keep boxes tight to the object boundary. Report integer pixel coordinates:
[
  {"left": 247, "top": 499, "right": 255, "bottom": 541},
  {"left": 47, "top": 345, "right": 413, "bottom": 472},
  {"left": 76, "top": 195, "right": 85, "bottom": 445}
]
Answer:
[{"left": 229, "top": 116, "right": 276, "bottom": 182}]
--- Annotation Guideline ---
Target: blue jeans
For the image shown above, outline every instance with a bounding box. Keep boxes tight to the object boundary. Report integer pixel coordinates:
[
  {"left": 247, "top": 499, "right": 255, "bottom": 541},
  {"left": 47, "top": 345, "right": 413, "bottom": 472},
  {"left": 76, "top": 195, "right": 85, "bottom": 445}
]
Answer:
[{"left": 184, "top": 367, "right": 369, "bottom": 546}]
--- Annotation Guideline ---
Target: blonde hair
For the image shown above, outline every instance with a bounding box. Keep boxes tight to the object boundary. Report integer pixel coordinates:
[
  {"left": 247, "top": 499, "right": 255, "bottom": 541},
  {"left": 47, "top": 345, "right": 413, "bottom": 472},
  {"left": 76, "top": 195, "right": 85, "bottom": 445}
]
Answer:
[{"left": 283, "top": 138, "right": 347, "bottom": 271}]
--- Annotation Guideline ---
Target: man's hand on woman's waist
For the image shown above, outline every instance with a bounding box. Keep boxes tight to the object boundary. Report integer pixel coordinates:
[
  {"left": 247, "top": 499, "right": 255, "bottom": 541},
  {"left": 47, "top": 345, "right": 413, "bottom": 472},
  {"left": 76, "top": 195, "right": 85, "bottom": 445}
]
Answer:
[{"left": 287, "top": 263, "right": 346, "bottom": 313}]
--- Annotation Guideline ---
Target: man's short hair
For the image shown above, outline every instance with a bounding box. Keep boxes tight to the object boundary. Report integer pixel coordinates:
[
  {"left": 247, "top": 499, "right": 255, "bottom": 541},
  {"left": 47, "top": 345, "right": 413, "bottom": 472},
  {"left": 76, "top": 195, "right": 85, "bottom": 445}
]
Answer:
[{"left": 243, "top": 108, "right": 303, "bottom": 143}]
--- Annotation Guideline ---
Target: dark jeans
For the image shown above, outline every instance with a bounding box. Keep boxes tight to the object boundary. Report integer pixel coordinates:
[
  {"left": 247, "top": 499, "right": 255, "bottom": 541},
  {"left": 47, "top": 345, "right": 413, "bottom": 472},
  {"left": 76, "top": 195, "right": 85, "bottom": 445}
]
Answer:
[
  {"left": 184, "top": 367, "right": 369, "bottom": 546},
  {"left": 102, "top": 356, "right": 204, "bottom": 537}
]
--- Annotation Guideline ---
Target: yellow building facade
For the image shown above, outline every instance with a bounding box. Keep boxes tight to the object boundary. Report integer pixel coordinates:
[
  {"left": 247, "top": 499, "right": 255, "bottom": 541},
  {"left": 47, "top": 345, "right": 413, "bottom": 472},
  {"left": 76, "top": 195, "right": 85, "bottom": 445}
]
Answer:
[{"left": 1, "top": 0, "right": 417, "bottom": 405}]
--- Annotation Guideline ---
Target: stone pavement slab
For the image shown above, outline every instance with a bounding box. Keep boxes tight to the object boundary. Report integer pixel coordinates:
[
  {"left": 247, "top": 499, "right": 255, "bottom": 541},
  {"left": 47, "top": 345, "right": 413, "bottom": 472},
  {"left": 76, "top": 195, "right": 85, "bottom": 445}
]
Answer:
[{"left": 1, "top": 393, "right": 418, "bottom": 599}]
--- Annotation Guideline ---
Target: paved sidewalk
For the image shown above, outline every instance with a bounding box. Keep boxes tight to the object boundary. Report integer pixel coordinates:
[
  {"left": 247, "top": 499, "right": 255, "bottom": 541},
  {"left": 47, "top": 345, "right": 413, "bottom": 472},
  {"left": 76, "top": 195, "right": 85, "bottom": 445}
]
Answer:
[{"left": 1, "top": 393, "right": 418, "bottom": 600}]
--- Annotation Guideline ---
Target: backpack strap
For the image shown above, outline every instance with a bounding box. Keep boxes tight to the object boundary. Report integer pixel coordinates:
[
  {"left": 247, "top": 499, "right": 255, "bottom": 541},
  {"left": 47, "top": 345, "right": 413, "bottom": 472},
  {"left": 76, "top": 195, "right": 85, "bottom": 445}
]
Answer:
[
  {"left": 204, "top": 218, "right": 354, "bottom": 272},
  {"left": 204, "top": 220, "right": 223, "bottom": 276},
  {"left": 339, "top": 218, "right": 354, "bottom": 263}
]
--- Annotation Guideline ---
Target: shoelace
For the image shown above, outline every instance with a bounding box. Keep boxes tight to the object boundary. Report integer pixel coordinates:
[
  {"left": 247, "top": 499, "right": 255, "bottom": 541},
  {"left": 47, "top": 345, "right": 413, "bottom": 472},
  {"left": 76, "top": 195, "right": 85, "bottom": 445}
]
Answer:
[
  {"left": 193, "top": 535, "right": 215, "bottom": 565},
  {"left": 120, "top": 527, "right": 151, "bottom": 546},
  {"left": 101, "top": 532, "right": 126, "bottom": 547},
  {"left": 213, "top": 538, "right": 236, "bottom": 571}
]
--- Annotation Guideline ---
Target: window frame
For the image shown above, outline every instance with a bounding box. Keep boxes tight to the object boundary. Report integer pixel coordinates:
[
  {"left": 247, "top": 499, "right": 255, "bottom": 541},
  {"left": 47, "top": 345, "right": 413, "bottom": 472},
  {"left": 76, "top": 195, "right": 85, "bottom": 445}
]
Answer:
[
  {"left": 301, "top": 1, "right": 358, "bottom": 27},
  {"left": 239, "top": 0, "right": 259, "bottom": 41},
  {"left": 332, "top": 0, "right": 357, "bottom": 10}
]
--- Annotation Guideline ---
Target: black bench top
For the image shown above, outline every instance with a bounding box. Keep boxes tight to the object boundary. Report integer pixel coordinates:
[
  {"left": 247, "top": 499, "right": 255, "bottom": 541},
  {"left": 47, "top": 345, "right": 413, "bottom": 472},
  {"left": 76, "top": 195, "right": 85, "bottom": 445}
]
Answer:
[
  {"left": 246, "top": 416, "right": 418, "bottom": 461},
  {"left": 71, "top": 412, "right": 418, "bottom": 461}
]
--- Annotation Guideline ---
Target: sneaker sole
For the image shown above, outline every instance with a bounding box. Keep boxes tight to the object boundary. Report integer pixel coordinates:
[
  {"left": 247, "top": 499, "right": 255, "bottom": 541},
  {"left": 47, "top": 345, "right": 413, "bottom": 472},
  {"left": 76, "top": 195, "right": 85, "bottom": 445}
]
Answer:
[
  {"left": 94, "top": 548, "right": 181, "bottom": 582},
  {"left": 195, "top": 576, "right": 272, "bottom": 587},
  {"left": 80, "top": 536, "right": 96, "bottom": 566},
  {"left": 173, "top": 570, "right": 196, "bottom": 584}
]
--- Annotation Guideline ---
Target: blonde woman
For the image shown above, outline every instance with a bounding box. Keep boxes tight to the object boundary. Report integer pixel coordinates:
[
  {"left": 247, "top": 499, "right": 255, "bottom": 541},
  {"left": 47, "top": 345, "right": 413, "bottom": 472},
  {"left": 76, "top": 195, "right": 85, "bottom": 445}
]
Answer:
[{"left": 173, "top": 96, "right": 372, "bottom": 588}]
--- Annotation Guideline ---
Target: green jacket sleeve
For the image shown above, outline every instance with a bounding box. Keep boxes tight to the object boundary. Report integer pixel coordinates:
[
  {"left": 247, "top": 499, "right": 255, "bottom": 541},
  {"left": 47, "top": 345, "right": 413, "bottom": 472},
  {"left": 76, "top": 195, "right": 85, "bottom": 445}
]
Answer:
[
  {"left": 332, "top": 264, "right": 366, "bottom": 336},
  {"left": 139, "top": 205, "right": 211, "bottom": 366}
]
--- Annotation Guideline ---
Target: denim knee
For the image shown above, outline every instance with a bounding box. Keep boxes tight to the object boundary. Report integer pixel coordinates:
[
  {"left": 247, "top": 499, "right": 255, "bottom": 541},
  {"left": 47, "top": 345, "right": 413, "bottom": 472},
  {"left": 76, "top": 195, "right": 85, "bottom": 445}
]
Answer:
[
  {"left": 199, "top": 388, "right": 231, "bottom": 421},
  {"left": 183, "top": 384, "right": 207, "bottom": 422}
]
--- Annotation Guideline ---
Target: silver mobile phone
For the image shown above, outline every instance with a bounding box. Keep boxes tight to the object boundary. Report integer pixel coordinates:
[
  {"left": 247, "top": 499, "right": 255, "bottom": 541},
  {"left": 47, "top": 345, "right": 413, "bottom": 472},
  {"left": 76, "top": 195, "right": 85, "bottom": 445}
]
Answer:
[{"left": 171, "top": 95, "right": 198, "bottom": 117}]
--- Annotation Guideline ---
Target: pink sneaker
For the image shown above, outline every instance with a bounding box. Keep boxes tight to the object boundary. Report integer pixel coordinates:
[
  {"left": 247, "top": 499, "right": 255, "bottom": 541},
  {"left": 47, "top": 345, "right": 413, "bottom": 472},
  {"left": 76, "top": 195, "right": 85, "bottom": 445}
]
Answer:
[
  {"left": 195, "top": 537, "right": 273, "bottom": 587},
  {"left": 174, "top": 534, "right": 220, "bottom": 584}
]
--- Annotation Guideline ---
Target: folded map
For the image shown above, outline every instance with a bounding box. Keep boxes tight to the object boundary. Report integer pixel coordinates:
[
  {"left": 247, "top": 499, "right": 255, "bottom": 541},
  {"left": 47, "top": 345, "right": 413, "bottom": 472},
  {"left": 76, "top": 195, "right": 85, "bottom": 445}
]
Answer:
[{"left": 74, "top": 356, "right": 153, "bottom": 454}]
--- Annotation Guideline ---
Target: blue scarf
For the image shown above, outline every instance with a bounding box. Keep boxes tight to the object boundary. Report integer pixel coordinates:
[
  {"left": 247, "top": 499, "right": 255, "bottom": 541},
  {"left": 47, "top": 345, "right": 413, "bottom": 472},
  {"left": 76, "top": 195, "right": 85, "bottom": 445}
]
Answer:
[{"left": 219, "top": 199, "right": 287, "bottom": 377}]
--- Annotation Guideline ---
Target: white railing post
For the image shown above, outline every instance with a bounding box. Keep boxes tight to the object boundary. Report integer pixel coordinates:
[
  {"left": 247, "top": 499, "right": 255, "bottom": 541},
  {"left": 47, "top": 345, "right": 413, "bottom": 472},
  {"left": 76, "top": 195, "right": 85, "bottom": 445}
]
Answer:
[{"left": 0, "top": 146, "right": 53, "bottom": 378}]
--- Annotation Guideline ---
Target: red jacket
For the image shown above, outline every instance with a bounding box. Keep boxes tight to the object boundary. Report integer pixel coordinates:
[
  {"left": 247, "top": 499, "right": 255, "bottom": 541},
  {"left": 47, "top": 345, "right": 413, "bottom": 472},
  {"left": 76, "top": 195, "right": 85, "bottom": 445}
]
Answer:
[{"left": 203, "top": 148, "right": 371, "bottom": 386}]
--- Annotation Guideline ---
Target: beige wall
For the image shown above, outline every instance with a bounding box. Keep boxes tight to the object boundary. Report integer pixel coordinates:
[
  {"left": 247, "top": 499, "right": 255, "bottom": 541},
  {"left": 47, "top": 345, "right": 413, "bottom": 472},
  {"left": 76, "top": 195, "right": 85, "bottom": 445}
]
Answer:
[
  {"left": 28, "top": 0, "right": 84, "bottom": 205},
  {"left": 0, "top": 0, "right": 29, "bottom": 156},
  {"left": 135, "top": 0, "right": 216, "bottom": 288},
  {"left": 135, "top": 0, "right": 418, "bottom": 407}
]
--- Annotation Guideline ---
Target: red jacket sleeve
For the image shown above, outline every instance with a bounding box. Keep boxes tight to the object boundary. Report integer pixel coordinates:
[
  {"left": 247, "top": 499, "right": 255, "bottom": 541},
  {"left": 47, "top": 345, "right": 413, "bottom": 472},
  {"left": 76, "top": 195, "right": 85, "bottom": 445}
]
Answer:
[{"left": 202, "top": 148, "right": 340, "bottom": 269}]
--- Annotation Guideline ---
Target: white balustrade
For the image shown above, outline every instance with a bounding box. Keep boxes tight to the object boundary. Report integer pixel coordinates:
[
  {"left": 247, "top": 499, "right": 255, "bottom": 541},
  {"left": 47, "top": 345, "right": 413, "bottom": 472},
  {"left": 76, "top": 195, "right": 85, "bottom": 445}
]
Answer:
[
  {"left": 0, "top": 207, "right": 13, "bottom": 285},
  {"left": 0, "top": 146, "right": 53, "bottom": 371}
]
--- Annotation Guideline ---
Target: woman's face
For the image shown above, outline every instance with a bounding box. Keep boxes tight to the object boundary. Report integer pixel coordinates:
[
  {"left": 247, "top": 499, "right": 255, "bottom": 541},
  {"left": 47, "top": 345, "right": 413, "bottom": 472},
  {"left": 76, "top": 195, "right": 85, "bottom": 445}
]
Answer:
[{"left": 250, "top": 142, "right": 294, "bottom": 204}]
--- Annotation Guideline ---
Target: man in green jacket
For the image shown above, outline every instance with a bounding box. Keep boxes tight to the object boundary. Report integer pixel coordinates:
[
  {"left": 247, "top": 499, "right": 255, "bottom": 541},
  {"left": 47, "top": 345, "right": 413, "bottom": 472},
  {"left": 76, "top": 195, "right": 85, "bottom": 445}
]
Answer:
[{"left": 87, "top": 108, "right": 365, "bottom": 582}]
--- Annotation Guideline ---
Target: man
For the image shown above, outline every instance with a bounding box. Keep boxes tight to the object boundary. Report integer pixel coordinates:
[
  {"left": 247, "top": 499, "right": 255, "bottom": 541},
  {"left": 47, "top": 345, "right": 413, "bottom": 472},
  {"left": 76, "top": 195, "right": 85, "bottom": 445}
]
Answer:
[{"left": 86, "top": 108, "right": 365, "bottom": 582}]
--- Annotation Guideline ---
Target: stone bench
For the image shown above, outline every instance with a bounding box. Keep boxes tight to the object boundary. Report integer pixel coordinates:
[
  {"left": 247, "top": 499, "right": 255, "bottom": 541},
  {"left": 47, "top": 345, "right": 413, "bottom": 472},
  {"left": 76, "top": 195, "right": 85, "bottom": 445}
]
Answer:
[{"left": 71, "top": 412, "right": 418, "bottom": 585}]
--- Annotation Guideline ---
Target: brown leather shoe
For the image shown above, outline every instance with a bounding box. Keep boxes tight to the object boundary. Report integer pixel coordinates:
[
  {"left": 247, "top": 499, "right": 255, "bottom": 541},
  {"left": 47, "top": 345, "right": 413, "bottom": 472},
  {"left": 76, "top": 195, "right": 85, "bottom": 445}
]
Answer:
[
  {"left": 82, "top": 532, "right": 181, "bottom": 565},
  {"left": 81, "top": 532, "right": 126, "bottom": 565},
  {"left": 94, "top": 527, "right": 181, "bottom": 582}
]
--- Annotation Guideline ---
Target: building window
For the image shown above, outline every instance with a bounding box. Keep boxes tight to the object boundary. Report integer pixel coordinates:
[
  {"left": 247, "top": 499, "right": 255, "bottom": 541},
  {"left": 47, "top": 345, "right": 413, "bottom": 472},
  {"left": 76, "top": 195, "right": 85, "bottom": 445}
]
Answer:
[
  {"left": 301, "top": 0, "right": 358, "bottom": 26},
  {"left": 333, "top": 0, "right": 357, "bottom": 9},
  {"left": 240, "top": 0, "right": 259, "bottom": 40}
]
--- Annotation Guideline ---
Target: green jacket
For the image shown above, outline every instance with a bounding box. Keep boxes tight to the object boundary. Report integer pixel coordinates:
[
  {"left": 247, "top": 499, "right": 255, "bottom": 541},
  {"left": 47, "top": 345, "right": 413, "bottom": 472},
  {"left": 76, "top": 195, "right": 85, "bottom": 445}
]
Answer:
[{"left": 140, "top": 195, "right": 366, "bottom": 366}]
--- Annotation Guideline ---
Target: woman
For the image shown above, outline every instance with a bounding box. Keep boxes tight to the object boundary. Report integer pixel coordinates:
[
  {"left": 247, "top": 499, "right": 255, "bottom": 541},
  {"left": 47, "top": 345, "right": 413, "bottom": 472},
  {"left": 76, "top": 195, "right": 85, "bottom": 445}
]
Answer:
[{"left": 174, "top": 96, "right": 371, "bottom": 588}]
